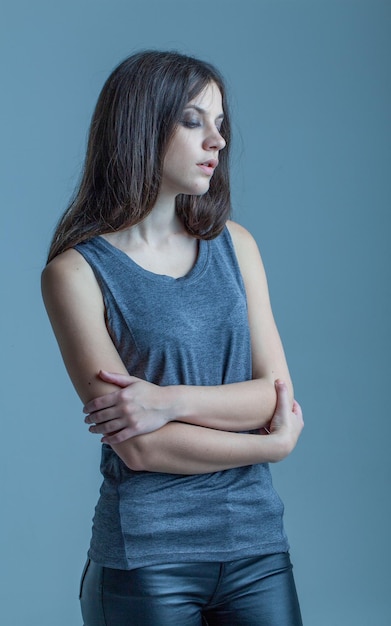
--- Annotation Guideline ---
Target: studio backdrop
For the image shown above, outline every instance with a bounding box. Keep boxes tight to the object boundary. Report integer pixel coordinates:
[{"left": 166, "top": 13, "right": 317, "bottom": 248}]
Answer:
[{"left": 1, "top": 1, "right": 390, "bottom": 625}]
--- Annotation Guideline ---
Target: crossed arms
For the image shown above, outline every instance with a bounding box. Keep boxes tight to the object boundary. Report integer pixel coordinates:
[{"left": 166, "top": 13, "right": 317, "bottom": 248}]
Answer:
[{"left": 41, "top": 221, "right": 303, "bottom": 474}]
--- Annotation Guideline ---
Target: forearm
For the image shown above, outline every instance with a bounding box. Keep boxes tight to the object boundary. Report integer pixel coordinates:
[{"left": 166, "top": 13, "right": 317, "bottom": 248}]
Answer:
[
  {"left": 112, "top": 421, "right": 287, "bottom": 475},
  {"left": 165, "top": 377, "right": 294, "bottom": 432},
  {"left": 86, "top": 371, "right": 295, "bottom": 444}
]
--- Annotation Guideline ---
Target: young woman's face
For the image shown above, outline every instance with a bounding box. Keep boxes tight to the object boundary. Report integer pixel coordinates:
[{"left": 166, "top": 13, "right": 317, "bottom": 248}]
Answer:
[{"left": 161, "top": 81, "right": 226, "bottom": 198}]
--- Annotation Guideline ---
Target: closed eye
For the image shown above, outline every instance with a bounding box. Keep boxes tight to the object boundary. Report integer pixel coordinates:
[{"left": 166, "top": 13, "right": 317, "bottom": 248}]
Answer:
[
  {"left": 181, "top": 104, "right": 224, "bottom": 132},
  {"left": 181, "top": 120, "right": 201, "bottom": 129}
]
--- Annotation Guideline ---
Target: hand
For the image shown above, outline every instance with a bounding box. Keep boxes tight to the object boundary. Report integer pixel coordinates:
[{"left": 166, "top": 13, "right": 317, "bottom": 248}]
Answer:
[
  {"left": 265, "top": 379, "right": 304, "bottom": 460},
  {"left": 83, "top": 370, "right": 172, "bottom": 444}
]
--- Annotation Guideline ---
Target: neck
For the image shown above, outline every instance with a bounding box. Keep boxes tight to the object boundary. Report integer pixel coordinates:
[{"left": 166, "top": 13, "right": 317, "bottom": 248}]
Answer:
[
  {"left": 108, "top": 190, "right": 187, "bottom": 248},
  {"left": 134, "top": 188, "right": 188, "bottom": 243}
]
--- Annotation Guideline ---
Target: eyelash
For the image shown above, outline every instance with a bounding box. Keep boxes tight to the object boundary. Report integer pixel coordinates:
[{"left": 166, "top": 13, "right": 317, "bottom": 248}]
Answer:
[
  {"left": 181, "top": 120, "right": 224, "bottom": 134},
  {"left": 181, "top": 120, "right": 201, "bottom": 129}
]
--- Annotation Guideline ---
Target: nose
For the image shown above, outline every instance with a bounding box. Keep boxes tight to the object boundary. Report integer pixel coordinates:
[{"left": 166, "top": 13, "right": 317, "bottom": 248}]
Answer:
[{"left": 204, "top": 127, "right": 226, "bottom": 152}]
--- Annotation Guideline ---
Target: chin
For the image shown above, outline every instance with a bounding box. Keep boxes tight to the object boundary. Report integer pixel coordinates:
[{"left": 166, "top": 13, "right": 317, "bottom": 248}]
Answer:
[
  {"left": 175, "top": 180, "right": 211, "bottom": 198},
  {"left": 192, "top": 189, "right": 209, "bottom": 197},
  {"left": 189, "top": 182, "right": 211, "bottom": 196}
]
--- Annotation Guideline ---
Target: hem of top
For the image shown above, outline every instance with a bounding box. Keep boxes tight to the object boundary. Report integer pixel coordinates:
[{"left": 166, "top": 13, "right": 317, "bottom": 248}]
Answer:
[{"left": 88, "top": 539, "right": 290, "bottom": 571}]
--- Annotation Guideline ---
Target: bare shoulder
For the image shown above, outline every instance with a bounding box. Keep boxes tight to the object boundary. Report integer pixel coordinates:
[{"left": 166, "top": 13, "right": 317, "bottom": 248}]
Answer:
[
  {"left": 42, "top": 248, "right": 97, "bottom": 297},
  {"left": 41, "top": 248, "right": 103, "bottom": 321},
  {"left": 226, "top": 220, "right": 257, "bottom": 247},
  {"left": 42, "top": 248, "right": 91, "bottom": 285},
  {"left": 226, "top": 220, "right": 264, "bottom": 275}
]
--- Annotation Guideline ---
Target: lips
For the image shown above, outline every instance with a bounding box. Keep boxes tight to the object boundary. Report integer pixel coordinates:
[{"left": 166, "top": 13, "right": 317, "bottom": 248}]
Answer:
[{"left": 197, "top": 159, "right": 218, "bottom": 175}]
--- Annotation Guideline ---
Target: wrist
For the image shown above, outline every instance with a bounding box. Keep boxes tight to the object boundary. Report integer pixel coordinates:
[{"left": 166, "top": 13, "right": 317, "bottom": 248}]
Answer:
[
  {"left": 263, "top": 433, "right": 290, "bottom": 463},
  {"left": 162, "top": 384, "right": 184, "bottom": 423}
]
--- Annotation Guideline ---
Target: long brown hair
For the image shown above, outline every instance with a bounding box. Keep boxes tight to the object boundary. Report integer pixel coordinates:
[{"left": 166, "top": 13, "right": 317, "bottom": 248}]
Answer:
[{"left": 47, "top": 51, "right": 232, "bottom": 262}]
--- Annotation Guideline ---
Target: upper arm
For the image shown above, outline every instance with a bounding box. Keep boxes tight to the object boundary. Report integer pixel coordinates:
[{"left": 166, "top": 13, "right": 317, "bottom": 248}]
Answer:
[
  {"left": 226, "top": 221, "right": 293, "bottom": 400},
  {"left": 41, "top": 249, "right": 129, "bottom": 405}
]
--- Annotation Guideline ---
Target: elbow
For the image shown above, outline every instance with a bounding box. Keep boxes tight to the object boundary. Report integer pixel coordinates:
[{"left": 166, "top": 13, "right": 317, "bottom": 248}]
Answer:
[{"left": 113, "top": 436, "right": 154, "bottom": 472}]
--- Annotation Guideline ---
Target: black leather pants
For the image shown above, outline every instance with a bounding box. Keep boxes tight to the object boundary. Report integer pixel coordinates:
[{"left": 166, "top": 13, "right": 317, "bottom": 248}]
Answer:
[{"left": 80, "top": 552, "right": 303, "bottom": 626}]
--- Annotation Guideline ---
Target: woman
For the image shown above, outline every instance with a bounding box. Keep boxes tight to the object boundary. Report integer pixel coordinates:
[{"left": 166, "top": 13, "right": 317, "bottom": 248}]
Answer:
[{"left": 42, "top": 50, "right": 304, "bottom": 625}]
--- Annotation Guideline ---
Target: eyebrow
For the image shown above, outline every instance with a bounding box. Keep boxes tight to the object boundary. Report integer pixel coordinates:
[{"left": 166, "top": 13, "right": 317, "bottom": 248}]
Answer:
[{"left": 183, "top": 104, "right": 224, "bottom": 119}]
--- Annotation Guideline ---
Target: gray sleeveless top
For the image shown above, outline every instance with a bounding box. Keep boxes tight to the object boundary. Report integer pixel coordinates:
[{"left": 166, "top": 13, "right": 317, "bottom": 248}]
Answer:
[{"left": 75, "top": 227, "right": 289, "bottom": 570}]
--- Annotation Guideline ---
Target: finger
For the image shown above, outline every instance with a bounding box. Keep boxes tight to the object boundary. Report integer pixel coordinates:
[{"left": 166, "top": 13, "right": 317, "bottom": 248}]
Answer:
[
  {"left": 89, "top": 418, "right": 125, "bottom": 435},
  {"left": 98, "top": 370, "right": 139, "bottom": 387},
  {"left": 84, "top": 405, "right": 120, "bottom": 424},
  {"left": 83, "top": 393, "right": 117, "bottom": 414},
  {"left": 292, "top": 399, "right": 303, "bottom": 419},
  {"left": 101, "top": 427, "right": 138, "bottom": 444},
  {"left": 274, "top": 379, "right": 290, "bottom": 413}
]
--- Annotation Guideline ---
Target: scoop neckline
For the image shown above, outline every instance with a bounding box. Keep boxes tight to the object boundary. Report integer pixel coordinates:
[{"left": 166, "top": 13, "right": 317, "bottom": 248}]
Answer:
[{"left": 94, "top": 235, "right": 209, "bottom": 284}]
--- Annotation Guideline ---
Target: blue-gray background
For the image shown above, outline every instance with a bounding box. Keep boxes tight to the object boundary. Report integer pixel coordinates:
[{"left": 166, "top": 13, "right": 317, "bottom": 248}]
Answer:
[{"left": 1, "top": 1, "right": 390, "bottom": 624}]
